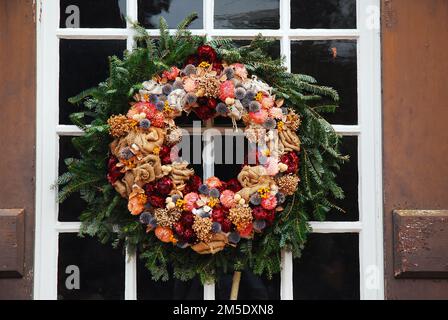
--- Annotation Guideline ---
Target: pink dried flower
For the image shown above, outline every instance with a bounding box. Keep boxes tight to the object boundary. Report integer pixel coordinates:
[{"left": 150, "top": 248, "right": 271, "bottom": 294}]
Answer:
[
  {"left": 249, "top": 109, "right": 269, "bottom": 124},
  {"left": 184, "top": 192, "right": 199, "bottom": 212},
  {"left": 261, "top": 194, "right": 277, "bottom": 210},
  {"left": 219, "top": 80, "right": 235, "bottom": 101},
  {"left": 220, "top": 190, "right": 236, "bottom": 209},
  {"left": 232, "top": 63, "right": 248, "bottom": 80}
]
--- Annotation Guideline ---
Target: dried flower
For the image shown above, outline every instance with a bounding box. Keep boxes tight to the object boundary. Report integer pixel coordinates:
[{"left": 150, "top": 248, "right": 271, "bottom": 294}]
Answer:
[
  {"left": 276, "top": 174, "right": 300, "bottom": 196},
  {"left": 197, "top": 74, "right": 221, "bottom": 97},
  {"left": 228, "top": 206, "right": 253, "bottom": 231},
  {"left": 286, "top": 112, "right": 301, "bottom": 131},
  {"left": 154, "top": 208, "right": 182, "bottom": 228},
  {"left": 193, "top": 215, "right": 213, "bottom": 243},
  {"left": 108, "top": 115, "right": 134, "bottom": 137}
]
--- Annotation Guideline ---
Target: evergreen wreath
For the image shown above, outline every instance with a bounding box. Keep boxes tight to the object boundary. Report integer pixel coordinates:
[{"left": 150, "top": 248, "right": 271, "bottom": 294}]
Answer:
[{"left": 58, "top": 13, "right": 347, "bottom": 284}]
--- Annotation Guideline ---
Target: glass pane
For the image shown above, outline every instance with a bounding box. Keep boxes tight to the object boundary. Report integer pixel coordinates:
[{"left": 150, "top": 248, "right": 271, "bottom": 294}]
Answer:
[
  {"left": 326, "top": 136, "right": 358, "bottom": 221},
  {"left": 178, "top": 133, "right": 203, "bottom": 179},
  {"left": 291, "top": 40, "right": 357, "bottom": 125},
  {"left": 213, "top": 135, "right": 248, "bottom": 181},
  {"left": 58, "top": 234, "right": 125, "bottom": 300},
  {"left": 215, "top": 271, "right": 280, "bottom": 300},
  {"left": 59, "top": 136, "right": 86, "bottom": 222},
  {"left": 138, "top": 0, "right": 203, "bottom": 29},
  {"left": 137, "top": 255, "right": 204, "bottom": 299},
  {"left": 60, "top": 0, "right": 126, "bottom": 28},
  {"left": 293, "top": 233, "right": 360, "bottom": 300},
  {"left": 59, "top": 40, "right": 126, "bottom": 124},
  {"left": 214, "top": 0, "right": 280, "bottom": 29},
  {"left": 291, "top": 0, "right": 356, "bottom": 29}
]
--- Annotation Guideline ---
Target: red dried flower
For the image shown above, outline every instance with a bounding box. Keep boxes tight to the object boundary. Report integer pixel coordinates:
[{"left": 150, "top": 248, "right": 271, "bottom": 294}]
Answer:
[
  {"left": 194, "top": 97, "right": 216, "bottom": 120},
  {"left": 223, "top": 178, "right": 242, "bottom": 193},
  {"left": 252, "top": 206, "right": 268, "bottom": 220},
  {"left": 148, "top": 195, "right": 165, "bottom": 208},
  {"left": 155, "top": 176, "right": 173, "bottom": 195},
  {"left": 280, "top": 151, "right": 300, "bottom": 174},
  {"left": 184, "top": 175, "right": 202, "bottom": 194},
  {"left": 198, "top": 45, "right": 217, "bottom": 63},
  {"left": 107, "top": 156, "right": 123, "bottom": 184},
  {"left": 221, "top": 218, "right": 233, "bottom": 233},
  {"left": 159, "top": 145, "right": 173, "bottom": 165}
]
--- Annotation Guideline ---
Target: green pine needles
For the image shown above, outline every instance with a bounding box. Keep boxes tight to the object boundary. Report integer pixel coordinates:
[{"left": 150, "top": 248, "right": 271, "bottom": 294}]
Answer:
[{"left": 58, "top": 13, "right": 347, "bottom": 283}]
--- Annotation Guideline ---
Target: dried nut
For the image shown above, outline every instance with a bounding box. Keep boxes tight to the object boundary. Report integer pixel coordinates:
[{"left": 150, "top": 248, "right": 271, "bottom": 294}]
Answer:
[
  {"left": 166, "top": 202, "right": 176, "bottom": 210},
  {"left": 203, "top": 205, "right": 212, "bottom": 213},
  {"left": 196, "top": 200, "right": 206, "bottom": 207},
  {"left": 225, "top": 97, "right": 235, "bottom": 105},
  {"left": 165, "top": 197, "right": 173, "bottom": 203},
  {"left": 278, "top": 163, "right": 288, "bottom": 172},
  {"left": 234, "top": 194, "right": 242, "bottom": 201},
  {"left": 238, "top": 199, "right": 246, "bottom": 205}
]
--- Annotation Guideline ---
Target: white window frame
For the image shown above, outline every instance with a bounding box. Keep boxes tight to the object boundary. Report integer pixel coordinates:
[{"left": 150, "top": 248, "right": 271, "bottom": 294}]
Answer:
[{"left": 35, "top": 0, "right": 383, "bottom": 300}]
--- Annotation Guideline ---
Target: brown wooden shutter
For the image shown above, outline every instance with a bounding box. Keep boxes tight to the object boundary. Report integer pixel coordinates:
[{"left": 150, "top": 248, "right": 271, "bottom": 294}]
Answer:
[
  {"left": 0, "top": 0, "right": 36, "bottom": 299},
  {"left": 382, "top": 0, "right": 448, "bottom": 299}
]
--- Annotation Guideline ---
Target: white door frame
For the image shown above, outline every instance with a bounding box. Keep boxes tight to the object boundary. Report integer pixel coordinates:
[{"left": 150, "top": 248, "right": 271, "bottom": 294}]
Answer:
[{"left": 34, "top": 0, "right": 383, "bottom": 300}]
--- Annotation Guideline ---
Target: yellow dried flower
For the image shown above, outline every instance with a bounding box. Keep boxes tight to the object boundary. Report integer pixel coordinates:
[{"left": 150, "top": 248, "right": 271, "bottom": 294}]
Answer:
[
  {"left": 207, "top": 197, "right": 219, "bottom": 208},
  {"left": 277, "top": 121, "right": 284, "bottom": 132},
  {"left": 257, "top": 187, "right": 271, "bottom": 199},
  {"left": 153, "top": 146, "right": 160, "bottom": 155},
  {"left": 276, "top": 174, "right": 300, "bottom": 196},
  {"left": 193, "top": 215, "right": 213, "bottom": 243},
  {"left": 198, "top": 61, "right": 211, "bottom": 68},
  {"left": 176, "top": 199, "right": 186, "bottom": 209},
  {"left": 255, "top": 91, "right": 264, "bottom": 102}
]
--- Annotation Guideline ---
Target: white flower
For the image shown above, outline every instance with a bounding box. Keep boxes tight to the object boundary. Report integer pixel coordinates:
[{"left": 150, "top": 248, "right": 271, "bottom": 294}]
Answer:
[
  {"left": 142, "top": 80, "right": 163, "bottom": 95},
  {"left": 167, "top": 89, "right": 186, "bottom": 111}
]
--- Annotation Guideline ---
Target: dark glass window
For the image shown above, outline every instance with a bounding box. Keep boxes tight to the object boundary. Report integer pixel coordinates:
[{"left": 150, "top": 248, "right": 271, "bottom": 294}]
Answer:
[
  {"left": 214, "top": 0, "right": 280, "bottom": 29},
  {"left": 291, "top": 0, "right": 356, "bottom": 29},
  {"left": 138, "top": 0, "right": 203, "bottom": 29},
  {"left": 59, "top": 40, "right": 126, "bottom": 124},
  {"left": 325, "top": 136, "right": 358, "bottom": 221},
  {"left": 60, "top": 0, "right": 126, "bottom": 28},
  {"left": 58, "top": 136, "right": 86, "bottom": 222},
  {"left": 213, "top": 135, "right": 248, "bottom": 181},
  {"left": 293, "top": 233, "right": 359, "bottom": 300},
  {"left": 216, "top": 271, "right": 280, "bottom": 300},
  {"left": 58, "top": 234, "right": 125, "bottom": 300},
  {"left": 137, "top": 256, "right": 204, "bottom": 299},
  {"left": 291, "top": 40, "right": 358, "bottom": 125}
]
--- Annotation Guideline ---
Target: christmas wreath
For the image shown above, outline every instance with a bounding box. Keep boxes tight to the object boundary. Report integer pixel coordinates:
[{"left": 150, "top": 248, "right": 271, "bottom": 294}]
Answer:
[{"left": 58, "top": 14, "right": 347, "bottom": 284}]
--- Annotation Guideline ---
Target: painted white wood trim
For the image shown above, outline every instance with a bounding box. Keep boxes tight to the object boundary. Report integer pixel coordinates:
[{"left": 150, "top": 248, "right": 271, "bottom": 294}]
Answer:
[
  {"left": 34, "top": 0, "right": 60, "bottom": 300},
  {"left": 357, "top": 0, "right": 384, "bottom": 300},
  {"left": 56, "top": 28, "right": 359, "bottom": 40},
  {"left": 125, "top": 246, "right": 138, "bottom": 300},
  {"left": 310, "top": 221, "right": 363, "bottom": 233},
  {"left": 57, "top": 124, "right": 360, "bottom": 136}
]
